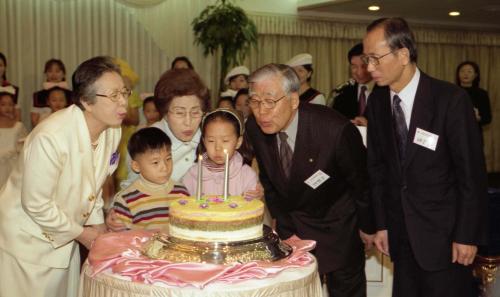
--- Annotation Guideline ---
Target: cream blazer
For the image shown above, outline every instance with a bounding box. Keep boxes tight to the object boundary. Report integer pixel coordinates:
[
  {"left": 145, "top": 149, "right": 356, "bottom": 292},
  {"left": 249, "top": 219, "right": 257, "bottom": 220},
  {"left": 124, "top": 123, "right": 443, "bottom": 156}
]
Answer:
[{"left": 0, "top": 105, "right": 121, "bottom": 268}]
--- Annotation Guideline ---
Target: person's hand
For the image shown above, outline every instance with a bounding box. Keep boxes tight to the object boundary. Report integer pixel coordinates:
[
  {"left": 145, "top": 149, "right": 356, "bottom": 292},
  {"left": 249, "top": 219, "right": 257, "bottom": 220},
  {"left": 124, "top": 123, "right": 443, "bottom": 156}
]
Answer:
[
  {"left": 452, "top": 242, "right": 477, "bottom": 266},
  {"left": 76, "top": 227, "right": 101, "bottom": 250},
  {"left": 244, "top": 182, "right": 264, "bottom": 200},
  {"left": 350, "top": 116, "right": 368, "bottom": 127},
  {"left": 91, "top": 223, "right": 108, "bottom": 234},
  {"left": 373, "top": 230, "right": 390, "bottom": 256},
  {"left": 105, "top": 209, "right": 127, "bottom": 232},
  {"left": 473, "top": 108, "right": 481, "bottom": 122},
  {"left": 359, "top": 230, "right": 375, "bottom": 251}
]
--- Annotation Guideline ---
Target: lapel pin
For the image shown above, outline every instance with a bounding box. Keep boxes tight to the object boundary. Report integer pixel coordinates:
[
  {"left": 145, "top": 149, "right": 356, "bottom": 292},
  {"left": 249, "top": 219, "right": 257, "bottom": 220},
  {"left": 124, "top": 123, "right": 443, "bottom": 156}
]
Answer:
[{"left": 309, "top": 158, "right": 314, "bottom": 163}]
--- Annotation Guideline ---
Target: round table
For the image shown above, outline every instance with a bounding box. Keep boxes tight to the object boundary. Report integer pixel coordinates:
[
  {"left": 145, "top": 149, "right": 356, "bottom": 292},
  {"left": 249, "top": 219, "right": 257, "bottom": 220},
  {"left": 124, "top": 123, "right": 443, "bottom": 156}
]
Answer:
[{"left": 78, "top": 258, "right": 322, "bottom": 297}]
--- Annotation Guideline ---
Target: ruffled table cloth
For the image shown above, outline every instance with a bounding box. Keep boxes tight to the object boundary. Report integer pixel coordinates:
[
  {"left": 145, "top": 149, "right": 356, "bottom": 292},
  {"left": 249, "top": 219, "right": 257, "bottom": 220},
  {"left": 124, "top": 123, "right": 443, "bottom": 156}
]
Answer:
[{"left": 79, "top": 230, "right": 322, "bottom": 297}]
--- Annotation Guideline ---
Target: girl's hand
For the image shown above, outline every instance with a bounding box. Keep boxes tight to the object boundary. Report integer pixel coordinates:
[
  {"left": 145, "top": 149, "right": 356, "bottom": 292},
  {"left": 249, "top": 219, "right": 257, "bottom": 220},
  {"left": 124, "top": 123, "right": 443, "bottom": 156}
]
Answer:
[{"left": 244, "top": 182, "right": 264, "bottom": 200}]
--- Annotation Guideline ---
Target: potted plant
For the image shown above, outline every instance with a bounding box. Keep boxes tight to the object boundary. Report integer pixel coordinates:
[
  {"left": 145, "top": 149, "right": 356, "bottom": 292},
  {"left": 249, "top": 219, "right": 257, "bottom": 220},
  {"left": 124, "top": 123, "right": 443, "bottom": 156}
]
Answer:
[{"left": 192, "top": 0, "right": 258, "bottom": 89}]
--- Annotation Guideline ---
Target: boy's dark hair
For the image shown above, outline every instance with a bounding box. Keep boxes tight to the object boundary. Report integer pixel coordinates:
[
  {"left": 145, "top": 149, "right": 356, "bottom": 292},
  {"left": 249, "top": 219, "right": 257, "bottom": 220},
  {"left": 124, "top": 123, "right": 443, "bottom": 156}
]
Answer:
[{"left": 128, "top": 127, "right": 172, "bottom": 160}]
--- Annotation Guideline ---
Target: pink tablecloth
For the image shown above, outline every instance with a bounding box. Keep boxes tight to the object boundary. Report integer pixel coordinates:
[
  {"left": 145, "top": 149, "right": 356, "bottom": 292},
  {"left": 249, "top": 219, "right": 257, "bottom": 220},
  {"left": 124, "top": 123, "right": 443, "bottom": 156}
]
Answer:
[{"left": 87, "top": 230, "right": 317, "bottom": 289}]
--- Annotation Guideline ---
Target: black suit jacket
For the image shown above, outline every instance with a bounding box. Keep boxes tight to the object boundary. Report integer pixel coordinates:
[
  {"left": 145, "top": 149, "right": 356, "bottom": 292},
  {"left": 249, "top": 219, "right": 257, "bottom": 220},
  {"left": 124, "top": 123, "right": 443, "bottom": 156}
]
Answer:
[
  {"left": 246, "top": 103, "right": 375, "bottom": 274},
  {"left": 332, "top": 83, "right": 359, "bottom": 119},
  {"left": 366, "top": 72, "right": 488, "bottom": 271}
]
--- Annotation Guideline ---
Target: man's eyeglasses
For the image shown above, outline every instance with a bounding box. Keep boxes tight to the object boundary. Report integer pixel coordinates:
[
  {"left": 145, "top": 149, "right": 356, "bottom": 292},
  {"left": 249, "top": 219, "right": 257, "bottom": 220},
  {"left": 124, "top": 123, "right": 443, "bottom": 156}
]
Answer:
[
  {"left": 248, "top": 95, "right": 287, "bottom": 110},
  {"left": 168, "top": 107, "right": 204, "bottom": 118},
  {"left": 95, "top": 88, "right": 131, "bottom": 102},
  {"left": 361, "top": 49, "right": 398, "bottom": 66}
]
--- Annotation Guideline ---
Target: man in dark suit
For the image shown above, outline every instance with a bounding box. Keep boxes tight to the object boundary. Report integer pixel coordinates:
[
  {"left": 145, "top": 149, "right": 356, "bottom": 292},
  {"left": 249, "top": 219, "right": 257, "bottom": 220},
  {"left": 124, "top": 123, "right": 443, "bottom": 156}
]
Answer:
[
  {"left": 245, "top": 63, "right": 375, "bottom": 297},
  {"left": 332, "top": 43, "right": 374, "bottom": 127},
  {"left": 363, "top": 18, "right": 488, "bottom": 297}
]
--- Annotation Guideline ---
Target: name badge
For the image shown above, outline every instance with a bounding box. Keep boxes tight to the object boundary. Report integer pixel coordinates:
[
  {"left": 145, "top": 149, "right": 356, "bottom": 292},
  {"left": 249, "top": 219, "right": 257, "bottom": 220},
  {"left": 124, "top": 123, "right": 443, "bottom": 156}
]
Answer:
[
  {"left": 304, "top": 170, "right": 330, "bottom": 189},
  {"left": 413, "top": 128, "right": 439, "bottom": 151}
]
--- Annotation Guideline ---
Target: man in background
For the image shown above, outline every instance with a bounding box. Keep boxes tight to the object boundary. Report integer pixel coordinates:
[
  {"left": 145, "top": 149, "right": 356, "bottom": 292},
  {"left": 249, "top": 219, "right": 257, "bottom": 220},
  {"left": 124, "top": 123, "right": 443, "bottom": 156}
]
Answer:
[{"left": 332, "top": 43, "right": 375, "bottom": 127}]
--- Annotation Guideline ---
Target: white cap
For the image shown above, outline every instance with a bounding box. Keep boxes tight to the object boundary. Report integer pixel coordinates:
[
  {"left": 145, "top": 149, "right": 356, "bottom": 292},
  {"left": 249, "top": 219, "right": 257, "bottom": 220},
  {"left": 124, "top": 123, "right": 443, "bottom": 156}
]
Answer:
[
  {"left": 286, "top": 53, "right": 313, "bottom": 67},
  {"left": 224, "top": 66, "right": 250, "bottom": 85},
  {"left": 220, "top": 89, "right": 237, "bottom": 98}
]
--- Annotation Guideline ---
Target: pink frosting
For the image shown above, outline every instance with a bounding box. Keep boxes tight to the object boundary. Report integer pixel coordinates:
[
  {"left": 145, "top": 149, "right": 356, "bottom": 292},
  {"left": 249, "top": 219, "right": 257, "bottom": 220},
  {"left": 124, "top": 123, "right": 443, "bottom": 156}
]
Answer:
[{"left": 88, "top": 230, "right": 316, "bottom": 289}]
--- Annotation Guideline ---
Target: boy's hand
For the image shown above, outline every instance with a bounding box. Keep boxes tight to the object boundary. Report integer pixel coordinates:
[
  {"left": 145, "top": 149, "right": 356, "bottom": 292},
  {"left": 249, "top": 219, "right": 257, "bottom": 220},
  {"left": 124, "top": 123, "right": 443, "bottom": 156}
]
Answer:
[{"left": 105, "top": 209, "right": 127, "bottom": 232}]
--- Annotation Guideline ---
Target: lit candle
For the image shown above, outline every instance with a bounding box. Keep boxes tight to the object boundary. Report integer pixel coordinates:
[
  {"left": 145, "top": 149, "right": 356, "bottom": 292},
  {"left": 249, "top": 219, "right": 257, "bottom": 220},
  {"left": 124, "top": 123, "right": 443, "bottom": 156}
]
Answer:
[
  {"left": 196, "top": 154, "right": 203, "bottom": 201},
  {"left": 223, "top": 149, "right": 229, "bottom": 201}
]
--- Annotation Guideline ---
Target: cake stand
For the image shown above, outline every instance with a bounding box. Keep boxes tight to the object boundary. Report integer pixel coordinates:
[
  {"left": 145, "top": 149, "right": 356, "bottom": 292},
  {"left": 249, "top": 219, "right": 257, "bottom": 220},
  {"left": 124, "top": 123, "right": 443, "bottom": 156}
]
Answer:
[{"left": 143, "top": 225, "right": 293, "bottom": 265}]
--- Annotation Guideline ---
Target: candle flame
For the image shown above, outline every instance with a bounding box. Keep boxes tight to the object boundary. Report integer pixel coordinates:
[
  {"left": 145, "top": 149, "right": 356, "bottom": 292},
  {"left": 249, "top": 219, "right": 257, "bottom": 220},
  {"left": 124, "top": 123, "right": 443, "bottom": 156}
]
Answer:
[
  {"left": 198, "top": 154, "right": 203, "bottom": 161},
  {"left": 223, "top": 149, "right": 228, "bottom": 154}
]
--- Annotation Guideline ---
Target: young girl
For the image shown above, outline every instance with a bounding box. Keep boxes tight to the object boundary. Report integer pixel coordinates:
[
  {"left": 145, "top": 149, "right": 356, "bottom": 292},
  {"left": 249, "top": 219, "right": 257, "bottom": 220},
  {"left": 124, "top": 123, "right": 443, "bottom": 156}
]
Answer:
[
  {"left": 182, "top": 108, "right": 260, "bottom": 198},
  {"left": 233, "top": 88, "right": 251, "bottom": 121},
  {"left": 0, "top": 92, "right": 27, "bottom": 187},
  {"left": 31, "top": 59, "right": 71, "bottom": 127},
  {"left": 136, "top": 96, "right": 160, "bottom": 131},
  {"left": 38, "top": 86, "right": 70, "bottom": 123},
  {"left": 0, "top": 53, "right": 21, "bottom": 121}
]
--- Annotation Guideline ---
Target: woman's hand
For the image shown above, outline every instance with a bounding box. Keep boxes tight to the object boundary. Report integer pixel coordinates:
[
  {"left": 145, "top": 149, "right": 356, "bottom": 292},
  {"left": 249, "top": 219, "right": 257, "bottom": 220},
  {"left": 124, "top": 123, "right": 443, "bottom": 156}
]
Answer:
[
  {"left": 76, "top": 227, "right": 101, "bottom": 250},
  {"left": 105, "top": 209, "right": 127, "bottom": 232}
]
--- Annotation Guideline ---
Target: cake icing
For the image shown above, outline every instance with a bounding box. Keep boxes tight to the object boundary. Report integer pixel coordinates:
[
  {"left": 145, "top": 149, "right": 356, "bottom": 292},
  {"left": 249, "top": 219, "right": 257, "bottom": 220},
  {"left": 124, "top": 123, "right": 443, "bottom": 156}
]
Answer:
[{"left": 169, "top": 196, "right": 264, "bottom": 242}]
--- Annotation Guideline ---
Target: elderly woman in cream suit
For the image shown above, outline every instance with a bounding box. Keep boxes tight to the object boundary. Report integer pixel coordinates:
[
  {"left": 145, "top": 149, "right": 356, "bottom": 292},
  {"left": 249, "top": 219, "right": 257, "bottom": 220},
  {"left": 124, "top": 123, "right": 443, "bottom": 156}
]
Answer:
[{"left": 0, "top": 56, "right": 128, "bottom": 297}]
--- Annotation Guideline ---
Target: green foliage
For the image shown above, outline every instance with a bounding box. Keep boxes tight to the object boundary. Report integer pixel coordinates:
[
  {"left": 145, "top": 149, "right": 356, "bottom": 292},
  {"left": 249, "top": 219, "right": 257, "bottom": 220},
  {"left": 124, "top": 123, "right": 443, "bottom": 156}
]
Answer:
[{"left": 192, "top": 0, "right": 258, "bottom": 87}]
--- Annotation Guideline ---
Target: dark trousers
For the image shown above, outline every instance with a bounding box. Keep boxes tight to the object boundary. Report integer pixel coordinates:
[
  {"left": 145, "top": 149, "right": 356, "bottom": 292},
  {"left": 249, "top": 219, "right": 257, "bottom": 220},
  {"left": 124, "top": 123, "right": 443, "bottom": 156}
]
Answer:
[
  {"left": 393, "top": 239, "right": 475, "bottom": 297},
  {"left": 324, "top": 260, "right": 366, "bottom": 297}
]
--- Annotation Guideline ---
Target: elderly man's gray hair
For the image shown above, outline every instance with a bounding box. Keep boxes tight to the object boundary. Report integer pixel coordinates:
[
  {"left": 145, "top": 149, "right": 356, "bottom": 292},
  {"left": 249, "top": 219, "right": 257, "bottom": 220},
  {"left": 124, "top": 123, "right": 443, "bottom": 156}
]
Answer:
[{"left": 248, "top": 63, "right": 300, "bottom": 95}]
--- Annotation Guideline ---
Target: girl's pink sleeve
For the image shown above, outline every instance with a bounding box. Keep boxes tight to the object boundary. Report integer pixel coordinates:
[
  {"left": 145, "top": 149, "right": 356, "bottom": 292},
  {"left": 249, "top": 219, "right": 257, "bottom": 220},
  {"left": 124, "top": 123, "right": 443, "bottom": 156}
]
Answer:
[{"left": 181, "top": 166, "right": 197, "bottom": 196}]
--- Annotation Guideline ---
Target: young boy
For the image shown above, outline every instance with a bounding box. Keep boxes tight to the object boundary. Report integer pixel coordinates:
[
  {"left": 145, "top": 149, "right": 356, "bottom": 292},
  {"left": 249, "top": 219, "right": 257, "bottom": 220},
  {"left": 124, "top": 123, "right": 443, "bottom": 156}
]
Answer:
[{"left": 112, "top": 127, "right": 189, "bottom": 232}]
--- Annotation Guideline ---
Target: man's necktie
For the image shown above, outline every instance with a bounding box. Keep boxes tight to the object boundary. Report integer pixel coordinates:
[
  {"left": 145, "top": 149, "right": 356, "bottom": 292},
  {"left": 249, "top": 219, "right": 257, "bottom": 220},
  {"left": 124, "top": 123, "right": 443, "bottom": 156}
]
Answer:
[
  {"left": 358, "top": 85, "right": 367, "bottom": 116},
  {"left": 392, "top": 95, "right": 408, "bottom": 161},
  {"left": 278, "top": 132, "right": 293, "bottom": 179}
]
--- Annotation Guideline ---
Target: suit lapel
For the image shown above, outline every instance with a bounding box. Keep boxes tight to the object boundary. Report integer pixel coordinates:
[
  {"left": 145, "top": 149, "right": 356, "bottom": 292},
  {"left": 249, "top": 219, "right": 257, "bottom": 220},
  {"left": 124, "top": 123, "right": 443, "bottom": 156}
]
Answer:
[
  {"left": 287, "top": 105, "right": 319, "bottom": 198},
  {"left": 404, "top": 73, "right": 434, "bottom": 169},
  {"left": 74, "top": 106, "right": 97, "bottom": 195}
]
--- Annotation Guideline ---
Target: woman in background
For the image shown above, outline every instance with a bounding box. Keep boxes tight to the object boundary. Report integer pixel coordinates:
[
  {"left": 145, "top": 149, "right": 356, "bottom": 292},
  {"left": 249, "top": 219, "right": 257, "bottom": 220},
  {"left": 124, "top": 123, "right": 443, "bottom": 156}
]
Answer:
[
  {"left": 456, "top": 61, "right": 492, "bottom": 138},
  {"left": 0, "top": 53, "right": 21, "bottom": 121},
  {"left": 286, "top": 53, "right": 326, "bottom": 105},
  {"left": 0, "top": 91, "right": 27, "bottom": 187}
]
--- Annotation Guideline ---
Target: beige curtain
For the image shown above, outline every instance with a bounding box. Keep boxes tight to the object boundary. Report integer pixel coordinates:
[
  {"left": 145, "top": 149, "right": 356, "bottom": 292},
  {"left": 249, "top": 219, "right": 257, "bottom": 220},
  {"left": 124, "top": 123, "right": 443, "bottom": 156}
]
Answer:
[{"left": 0, "top": 0, "right": 169, "bottom": 129}]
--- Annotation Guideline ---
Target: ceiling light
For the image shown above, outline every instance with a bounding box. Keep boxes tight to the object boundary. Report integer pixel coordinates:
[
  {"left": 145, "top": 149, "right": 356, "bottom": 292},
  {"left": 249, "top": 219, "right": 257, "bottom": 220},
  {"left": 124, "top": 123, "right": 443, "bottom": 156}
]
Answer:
[
  {"left": 368, "top": 6, "right": 380, "bottom": 11},
  {"left": 449, "top": 11, "right": 460, "bottom": 16}
]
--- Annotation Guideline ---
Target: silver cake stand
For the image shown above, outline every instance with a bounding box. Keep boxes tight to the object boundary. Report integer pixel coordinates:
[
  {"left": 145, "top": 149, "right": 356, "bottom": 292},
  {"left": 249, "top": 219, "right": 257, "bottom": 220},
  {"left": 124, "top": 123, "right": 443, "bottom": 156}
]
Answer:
[{"left": 143, "top": 225, "right": 293, "bottom": 265}]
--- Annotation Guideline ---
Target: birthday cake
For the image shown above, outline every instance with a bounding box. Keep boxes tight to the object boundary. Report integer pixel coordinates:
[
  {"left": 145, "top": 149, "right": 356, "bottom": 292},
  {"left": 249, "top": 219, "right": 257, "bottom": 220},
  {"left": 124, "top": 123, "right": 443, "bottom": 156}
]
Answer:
[{"left": 168, "top": 196, "right": 265, "bottom": 242}]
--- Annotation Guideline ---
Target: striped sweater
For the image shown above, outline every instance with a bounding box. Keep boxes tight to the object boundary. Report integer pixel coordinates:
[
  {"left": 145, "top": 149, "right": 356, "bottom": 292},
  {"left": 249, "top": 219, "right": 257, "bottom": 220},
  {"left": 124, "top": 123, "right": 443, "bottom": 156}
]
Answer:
[{"left": 112, "top": 175, "right": 189, "bottom": 232}]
